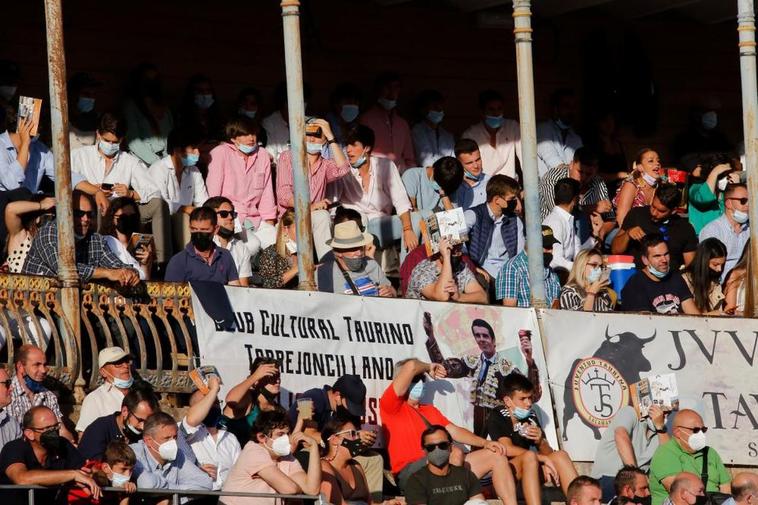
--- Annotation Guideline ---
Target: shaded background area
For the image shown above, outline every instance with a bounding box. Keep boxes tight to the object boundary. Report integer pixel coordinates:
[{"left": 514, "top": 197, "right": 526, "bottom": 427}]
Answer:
[{"left": 0, "top": 0, "right": 745, "bottom": 163}]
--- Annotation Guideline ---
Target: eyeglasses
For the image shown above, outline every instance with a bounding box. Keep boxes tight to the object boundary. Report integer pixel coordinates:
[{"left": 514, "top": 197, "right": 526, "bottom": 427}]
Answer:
[
  {"left": 74, "top": 210, "right": 96, "bottom": 219},
  {"left": 129, "top": 411, "right": 148, "bottom": 424},
  {"left": 586, "top": 262, "right": 605, "bottom": 269},
  {"left": 728, "top": 197, "right": 749, "bottom": 205},
  {"left": 216, "top": 210, "right": 238, "bottom": 219},
  {"left": 31, "top": 422, "right": 60, "bottom": 433},
  {"left": 109, "top": 358, "right": 132, "bottom": 367},
  {"left": 679, "top": 426, "right": 708, "bottom": 434},
  {"left": 334, "top": 429, "right": 359, "bottom": 439},
  {"left": 423, "top": 441, "right": 451, "bottom": 452}
]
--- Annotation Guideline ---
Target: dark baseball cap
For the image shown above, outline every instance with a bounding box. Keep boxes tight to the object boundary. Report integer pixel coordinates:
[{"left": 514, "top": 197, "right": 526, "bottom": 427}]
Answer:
[{"left": 333, "top": 374, "right": 366, "bottom": 417}]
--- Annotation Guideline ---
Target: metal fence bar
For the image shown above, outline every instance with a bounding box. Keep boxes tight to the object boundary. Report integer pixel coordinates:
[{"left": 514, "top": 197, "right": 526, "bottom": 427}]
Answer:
[{"left": 0, "top": 484, "right": 317, "bottom": 500}]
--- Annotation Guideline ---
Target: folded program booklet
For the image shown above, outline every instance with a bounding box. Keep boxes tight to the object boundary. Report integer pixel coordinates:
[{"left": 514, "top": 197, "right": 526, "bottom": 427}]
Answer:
[
  {"left": 189, "top": 365, "right": 222, "bottom": 394},
  {"left": 17, "top": 96, "right": 42, "bottom": 137},
  {"left": 631, "top": 373, "right": 679, "bottom": 418},
  {"left": 420, "top": 208, "right": 469, "bottom": 257}
]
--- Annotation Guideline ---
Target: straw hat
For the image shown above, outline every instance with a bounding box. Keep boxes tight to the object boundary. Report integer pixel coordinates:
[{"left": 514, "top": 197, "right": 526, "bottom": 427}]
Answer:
[{"left": 327, "top": 221, "right": 374, "bottom": 249}]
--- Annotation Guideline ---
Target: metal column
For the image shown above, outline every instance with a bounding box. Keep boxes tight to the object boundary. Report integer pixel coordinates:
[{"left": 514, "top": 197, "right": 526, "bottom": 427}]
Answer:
[
  {"left": 738, "top": 0, "right": 758, "bottom": 316},
  {"left": 44, "top": 0, "right": 82, "bottom": 398},
  {"left": 513, "top": 0, "right": 546, "bottom": 307},
  {"left": 281, "top": 0, "right": 316, "bottom": 290}
]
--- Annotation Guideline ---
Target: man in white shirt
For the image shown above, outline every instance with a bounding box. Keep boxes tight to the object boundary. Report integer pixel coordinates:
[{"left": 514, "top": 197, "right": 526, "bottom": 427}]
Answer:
[
  {"left": 204, "top": 196, "right": 253, "bottom": 286},
  {"left": 76, "top": 346, "right": 134, "bottom": 433},
  {"left": 453, "top": 139, "right": 492, "bottom": 212},
  {"left": 462, "top": 90, "right": 522, "bottom": 179},
  {"left": 411, "top": 89, "right": 455, "bottom": 168},
  {"left": 261, "top": 82, "right": 312, "bottom": 164},
  {"left": 72, "top": 112, "right": 172, "bottom": 265},
  {"left": 542, "top": 178, "right": 599, "bottom": 272},
  {"left": 180, "top": 374, "right": 240, "bottom": 490},
  {"left": 537, "top": 89, "right": 583, "bottom": 177}
]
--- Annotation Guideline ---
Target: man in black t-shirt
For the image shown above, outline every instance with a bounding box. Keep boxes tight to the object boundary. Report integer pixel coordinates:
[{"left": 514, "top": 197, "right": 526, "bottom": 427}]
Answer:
[
  {"left": 611, "top": 184, "right": 697, "bottom": 272},
  {"left": 488, "top": 373, "right": 578, "bottom": 505},
  {"left": 621, "top": 235, "right": 698, "bottom": 314},
  {"left": 405, "top": 425, "right": 485, "bottom": 505},
  {"left": 0, "top": 406, "right": 100, "bottom": 503}
]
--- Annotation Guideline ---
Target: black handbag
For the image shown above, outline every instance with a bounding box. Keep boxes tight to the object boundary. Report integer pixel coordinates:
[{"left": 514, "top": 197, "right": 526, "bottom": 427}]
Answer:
[{"left": 700, "top": 446, "right": 732, "bottom": 505}]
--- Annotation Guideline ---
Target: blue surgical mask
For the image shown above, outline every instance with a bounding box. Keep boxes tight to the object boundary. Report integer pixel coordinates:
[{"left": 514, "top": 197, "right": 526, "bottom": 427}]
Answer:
[
  {"left": 409, "top": 380, "right": 424, "bottom": 401},
  {"left": 98, "top": 139, "right": 120, "bottom": 157},
  {"left": 587, "top": 267, "right": 602, "bottom": 283},
  {"left": 181, "top": 153, "right": 200, "bottom": 167},
  {"left": 464, "top": 170, "right": 483, "bottom": 182},
  {"left": 430, "top": 180, "right": 442, "bottom": 193},
  {"left": 427, "top": 110, "right": 444, "bottom": 125},
  {"left": 485, "top": 115, "right": 503, "bottom": 129},
  {"left": 194, "top": 94, "right": 215, "bottom": 109},
  {"left": 238, "top": 108, "right": 257, "bottom": 119},
  {"left": 648, "top": 264, "right": 668, "bottom": 279},
  {"left": 701, "top": 111, "right": 718, "bottom": 131},
  {"left": 111, "top": 471, "right": 131, "bottom": 488},
  {"left": 351, "top": 154, "right": 368, "bottom": 169},
  {"left": 24, "top": 375, "right": 46, "bottom": 394},
  {"left": 77, "top": 96, "right": 95, "bottom": 113},
  {"left": 112, "top": 375, "right": 134, "bottom": 389},
  {"left": 513, "top": 407, "right": 532, "bottom": 421},
  {"left": 733, "top": 209, "right": 749, "bottom": 224},
  {"left": 341, "top": 104, "right": 360, "bottom": 123},
  {"left": 377, "top": 98, "right": 396, "bottom": 111},
  {"left": 238, "top": 143, "right": 258, "bottom": 155},
  {"left": 306, "top": 142, "right": 323, "bottom": 154}
]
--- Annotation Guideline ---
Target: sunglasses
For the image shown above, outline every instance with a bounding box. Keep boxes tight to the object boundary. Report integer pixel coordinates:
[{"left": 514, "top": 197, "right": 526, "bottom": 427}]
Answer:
[
  {"left": 31, "top": 422, "right": 60, "bottom": 433},
  {"left": 679, "top": 426, "right": 708, "bottom": 434},
  {"left": 728, "top": 197, "right": 749, "bottom": 205},
  {"left": 423, "top": 441, "right": 451, "bottom": 452},
  {"left": 74, "top": 210, "right": 96, "bottom": 219},
  {"left": 334, "top": 429, "right": 359, "bottom": 439},
  {"left": 0, "top": 379, "right": 11, "bottom": 388},
  {"left": 216, "top": 210, "right": 238, "bottom": 219}
]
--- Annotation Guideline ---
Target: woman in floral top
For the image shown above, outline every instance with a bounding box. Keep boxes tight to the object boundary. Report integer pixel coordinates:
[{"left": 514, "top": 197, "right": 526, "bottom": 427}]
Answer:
[{"left": 257, "top": 210, "right": 298, "bottom": 289}]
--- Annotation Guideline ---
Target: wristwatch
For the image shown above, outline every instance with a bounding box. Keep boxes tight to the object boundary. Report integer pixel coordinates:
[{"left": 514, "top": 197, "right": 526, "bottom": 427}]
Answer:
[
  {"left": 325, "top": 138, "right": 336, "bottom": 145},
  {"left": 655, "top": 427, "right": 667, "bottom": 433}
]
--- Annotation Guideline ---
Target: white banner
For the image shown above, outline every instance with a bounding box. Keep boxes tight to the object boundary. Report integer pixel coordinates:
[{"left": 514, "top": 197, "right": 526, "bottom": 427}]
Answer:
[
  {"left": 192, "top": 287, "right": 557, "bottom": 448},
  {"left": 540, "top": 309, "right": 758, "bottom": 465}
]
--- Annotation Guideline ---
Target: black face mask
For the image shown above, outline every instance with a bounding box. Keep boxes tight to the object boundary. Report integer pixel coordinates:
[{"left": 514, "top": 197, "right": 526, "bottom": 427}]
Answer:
[
  {"left": 543, "top": 253, "right": 553, "bottom": 267},
  {"left": 40, "top": 429, "right": 63, "bottom": 453},
  {"left": 258, "top": 386, "right": 279, "bottom": 404},
  {"left": 116, "top": 213, "right": 141, "bottom": 236},
  {"left": 503, "top": 198, "right": 518, "bottom": 216},
  {"left": 450, "top": 254, "right": 463, "bottom": 272},
  {"left": 693, "top": 494, "right": 708, "bottom": 505},
  {"left": 217, "top": 226, "right": 235, "bottom": 240},
  {"left": 633, "top": 496, "right": 652, "bottom": 505},
  {"left": 708, "top": 268, "right": 722, "bottom": 280},
  {"left": 191, "top": 231, "right": 214, "bottom": 252},
  {"left": 341, "top": 438, "right": 364, "bottom": 457}
]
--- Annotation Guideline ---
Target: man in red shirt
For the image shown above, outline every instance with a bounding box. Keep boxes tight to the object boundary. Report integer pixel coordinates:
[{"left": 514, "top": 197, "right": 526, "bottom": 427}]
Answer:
[{"left": 380, "top": 358, "right": 517, "bottom": 505}]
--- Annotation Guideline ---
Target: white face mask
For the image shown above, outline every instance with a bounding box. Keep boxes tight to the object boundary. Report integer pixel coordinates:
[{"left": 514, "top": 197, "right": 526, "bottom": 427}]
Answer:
[
  {"left": 717, "top": 177, "right": 728, "bottom": 192},
  {"left": 642, "top": 172, "right": 658, "bottom": 187},
  {"left": 733, "top": 209, "right": 749, "bottom": 224},
  {"left": 270, "top": 434, "right": 292, "bottom": 456},
  {"left": 286, "top": 239, "right": 297, "bottom": 255},
  {"left": 156, "top": 438, "right": 178, "bottom": 461},
  {"left": 687, "top": 431, "right": 707, "bottom": 452}
]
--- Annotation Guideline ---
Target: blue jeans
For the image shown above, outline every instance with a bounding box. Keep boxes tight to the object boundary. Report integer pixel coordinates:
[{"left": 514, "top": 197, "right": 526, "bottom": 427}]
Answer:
[{"left": 366, "top": 212, "right": 422, "bottom": 263}]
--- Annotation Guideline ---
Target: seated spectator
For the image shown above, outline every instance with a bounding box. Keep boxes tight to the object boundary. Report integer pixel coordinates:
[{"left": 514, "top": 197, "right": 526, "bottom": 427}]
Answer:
[
  {"left": 496, "top": 226, "right": 561, "bottom": 308},
  {"left": 0, "top": 367, "right": 20, "bottom": 453},
  {"left": 3, "top": 194, "right": 55, "bottom": 273},
  {"left": 489, "top": 373, "right": 577, "bottom": 505},
  {"left": 611, "top": 183, "right": 697, "bottom": 272},
  {"left": 72, "top": 111, "right": 172, "bottom": 266},
  {"left": 100, "top": 197, "right": 154, "bottom": 280},
  {"left": 22, "top": 190, "right": 140, "bottom": 287},
  {"left": 536, "top": 89, "right": 583, "bottom": 177},
  {"left": 330, "top": 206, "right": 377, "bottom": 260},
  {"left": 325, "top": 82, "right": 362, "bottom": 146},
  {"left": 411, "top": 89, "right": 455, "bottom": 168},
  {"left": 327, "top": 125, "right": 419, "bottom": 261},
  {"left": 359, "top": 72, "right": 415, "bottom": 171},
  {"left": 667, "top": 472, "right": 706, "bottom": 505},
  {"left": 178, "top": 73, "right": 224, "bottom": 147},
  {"left": 9, "top": 344, "right": 75, "bottom": 442},
  {"left": 613, "top": 149, "right": 661, "bottom": 228},
  {"left": 123, "top": 63, "right": 173, "bottom": 166},
  {"left": 67, "top": 72, "right": 100, "bottom": 151},
  {"left": 222, "top": 409, "right": 322, "bottom": 505},
  {"left": 257, "top": 210, "right": 298, "bottom": 289},
  {"left": 316, "top": 221, "right": 396, "bottom": 297},
  {"left": 405, "top": 237, "right": 487, "bottom": 303},
  {"left": 68, "top": 440, "right": 137, "bottom": 505},
  {"left": 287, "top": 374, "right": 367, "bottom": 432},
  {"left": 539, "top": 147, "right": 611, "bottom": 221},
  {"left": 402, "top": 156, "right": 463, "bottom": 214},
  {"left": 682, "top": 238, "right": 727, "bottom": 314},
  {"left": 608, "top": 466, "right": 651, "bottom": 505},
  {"left": 205, "top": 196, "right": 252, "bottom": 286},
  {"left": 207, "top": 116, "right": 277, "bottom": 249},
  {"left": 76, "top": 347, "right": 134, "bottom": 434},
  {"left": 452, "top": 138, "right": 492, "bottom": 211},
  {"left": 687, "top": 153, "right": 740, "bottom": 234},
  {"left": 234, "top": 87, "right": 266, "bottom": 141},
  {"left": 181, "top": 374, "right": 241, "bottom": 490},
  {"left": 560, "top": 249, "right": 614, "bottom": 311},
  {"left": 0, "top": 406, "right": 100, "bottom": 502},
  {"left": 543, "top": 178, "right": 601, "bottom": 272},
  {"left": 223, "top": 357, "right": 281, "bottom": 446},
  {"left": 729, "top": 473, "right": 758, "bottom": 505},
  {"left": 699, "top": 183, "right": 750, "bottom": 282},
  {"left": 649, "top": 410, "right": 731, "bottom": 505},
  {"left": 724, "top": 240, "right": 750, "bottom": 315},
  {"left": 591, "top": 404, "right": 668, "bottom": 502},
  {"left": 380, "top": 357, "right": 516, "bottom": 504},
  {"left": 462, "top": 89, "right": 522, "bottom": 179},
  {"left": 131, "top": 412, "right": 213, "bottom": 492},
  {"left": 151, "top": 128, "right": 209, "bottom": 251},
  {"left": 405, "top": 425, "right": 486, "bottom": 505},
  {"left": 276, "top": 118, "right": 350, "bottom": 260},
  {"left": 79, "top": 385, "right": 159, "bottom": 460},
  {"left": 566, "top": 476, "right": 603, "bottom": 505},
  {"left": 164, "top": 206, "right": 240, "bottom": 284},
  {"left": 262, "top": 81, "right": 312, "bottom": 164},
  {"left": 621, "top": 235, "right": 699, "bottom": 315}
]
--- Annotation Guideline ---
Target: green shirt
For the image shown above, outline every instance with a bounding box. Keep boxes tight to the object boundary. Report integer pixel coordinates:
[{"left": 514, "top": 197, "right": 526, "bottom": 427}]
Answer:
[
  {"left": 649, "top": 439, "right": 731, "bottom": 505},
  {"left": 687, "top": 182, "right": 724, "bottom": 234}
]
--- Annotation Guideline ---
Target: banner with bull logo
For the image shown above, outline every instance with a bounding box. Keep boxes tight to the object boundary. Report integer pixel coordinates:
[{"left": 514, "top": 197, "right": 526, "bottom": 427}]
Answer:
[
  {"left": 192, "top": 287, "right": 558, "bottom": 448},
  {"left": 540, "top": 309, "right": 758, "bottom": 464}
]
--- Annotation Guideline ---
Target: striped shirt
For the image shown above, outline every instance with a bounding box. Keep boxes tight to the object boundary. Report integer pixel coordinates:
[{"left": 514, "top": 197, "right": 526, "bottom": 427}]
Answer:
[
  {"left": 538, "top": 165, "right": 610, "bottom": 220},
  {"left": 559, "top": 285, "right": 614, "bottom": 311},
  {"left": 495, "top": 251, "right": 560, "bottom": 307},
  {"left": 8, "top": 375, "right": 63, "bottom": 423}
]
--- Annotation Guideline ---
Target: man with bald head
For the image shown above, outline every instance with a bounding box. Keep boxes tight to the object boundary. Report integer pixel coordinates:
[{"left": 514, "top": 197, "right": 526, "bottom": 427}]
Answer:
[
  {"left": 649, "top": 410, "right": 731, "bottom": 505},
  {"left": 669, "top": 472, "right": 705, "bottom": 505},
  {"left": 728, "top": 473, "right": 758, "bottom": 505}
]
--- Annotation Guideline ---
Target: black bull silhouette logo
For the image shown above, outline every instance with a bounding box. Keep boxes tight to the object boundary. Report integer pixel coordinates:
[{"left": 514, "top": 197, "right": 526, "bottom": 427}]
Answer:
[{"left": 562, "top": 326, "right": 656, "bottom": 440}]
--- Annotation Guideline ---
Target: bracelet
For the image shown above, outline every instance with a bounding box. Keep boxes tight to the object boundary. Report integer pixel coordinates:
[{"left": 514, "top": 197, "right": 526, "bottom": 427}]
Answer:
[{"left": 402, "top": 227, "right": 412, "bottom": 232}]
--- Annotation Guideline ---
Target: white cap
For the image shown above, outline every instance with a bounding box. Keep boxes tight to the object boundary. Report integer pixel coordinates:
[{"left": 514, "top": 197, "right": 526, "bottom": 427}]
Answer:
[{"left": 98, "top": 347, "right": 129, "bottom": 369}]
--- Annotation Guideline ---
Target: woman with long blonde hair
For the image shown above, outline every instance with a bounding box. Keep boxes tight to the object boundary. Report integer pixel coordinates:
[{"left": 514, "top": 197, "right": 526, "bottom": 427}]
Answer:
[{"left": 559, "top": 249, "right": 615, "bottom": 311}]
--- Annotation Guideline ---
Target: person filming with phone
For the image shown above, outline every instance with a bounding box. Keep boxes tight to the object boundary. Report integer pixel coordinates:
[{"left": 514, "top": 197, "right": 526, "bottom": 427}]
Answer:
[
  {"left": 559, "top": 249, "right": 615, "bottom": 311},
  {"left": 100, "top": 196, "right": 155, "bottom": 280}
]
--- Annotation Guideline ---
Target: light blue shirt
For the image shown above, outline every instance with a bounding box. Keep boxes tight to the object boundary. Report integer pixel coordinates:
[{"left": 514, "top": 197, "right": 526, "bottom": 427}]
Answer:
[
  {"left": 0, "top": 131, "right": 84, "bottom": 192},
  {"left": 401, "top": 166, "right": 443, "bottom": 212},
  {"left": 453, "top": 173, "right": 491, "bottom": 211},
  {"left": 699, "top": 213, "right": 750, "bottom": 282},
  {"left": 131, "top": 439, "right": 213, "bottom": 491},
  {"left": 411, "top": 122, "right": 455, "bottom": 168},
  {"left": 464, "top": 204, "right": 525, "bottom": 278}
]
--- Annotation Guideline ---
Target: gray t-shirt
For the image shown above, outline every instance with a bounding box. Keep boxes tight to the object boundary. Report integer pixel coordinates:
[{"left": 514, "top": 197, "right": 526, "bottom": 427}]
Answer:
[
  {"left": 591, "top": 405, "right": 661, "bottom": 478},
  {"left": 401, "top": 166, "right": 443, "bottom": 212},
  {"left": 319, "top": 257, "right": 390, "bottom": 296}
]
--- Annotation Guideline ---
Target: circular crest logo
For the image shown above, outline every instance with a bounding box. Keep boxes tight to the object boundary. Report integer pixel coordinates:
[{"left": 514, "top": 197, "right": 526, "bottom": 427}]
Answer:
[{"left": 570, "top": 357, "right": 629, "bottom": 428}]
